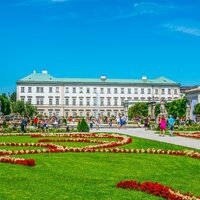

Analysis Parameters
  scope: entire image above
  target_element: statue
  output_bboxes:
[160,100,167,116]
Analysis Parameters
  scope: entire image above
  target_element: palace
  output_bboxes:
[16,71,180,117]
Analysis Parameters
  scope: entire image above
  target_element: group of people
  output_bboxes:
[158,115,175,137]
[143,115,175,136]
[89,115,127,130]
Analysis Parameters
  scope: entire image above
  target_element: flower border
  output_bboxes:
[116,180,200,200]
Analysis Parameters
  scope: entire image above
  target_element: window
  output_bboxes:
[168,89,171,95]
[56,98,60,105]
[65,98,69,105]
[86,98,90,106]
[128,88,131,94]
[73,88,76,93]
[93,97,97,106]
[49,87,53,93]
[21,87,25,93]
[114,88,118,94]
[79,87,83,93]
[80,111,83,117]
[162,89,165,95]
[121,98,125,106]
[49,111,53,117]
[155,89,159,95]
[134,88,138,94]
[148,88,151,94]
[134,97,139,100]
[107,98,111,106]
[100,98,104,106]
[27,97,32,104]
[20,96,25,102]
[174,89,178,95]
[79,98,83,106]
[93,88,97,94]
[72,98,76,105]
[121,88,124,94]
[86,88,90,94]
[36,97,44,105]
[107,88,111,94]
[65,87,69,93]
[127,97,132,101]
[36,87,44,93]
[141,97,146,100]
[28,87,32,93]
[49,98,53,105]
[56,87,59,93]
[114,98,118,106]
[141,88,144,94]
[100,88,104,94]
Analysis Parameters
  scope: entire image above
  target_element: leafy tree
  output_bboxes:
[154,104,160,117]
[0,95,11,115]
[77,118,89,132]
[194,103,200,116]
[165,97,187,118]
[10,92,17,102]
[12,101,37,117]
[128,102,148,119]
[25,102,37,117]
[11,100,26,115]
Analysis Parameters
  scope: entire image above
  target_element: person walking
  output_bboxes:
[168,115,175,136]
[20,117,26,133]
[159,115,166,137]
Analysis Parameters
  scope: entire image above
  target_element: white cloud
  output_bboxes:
[16,0,69,6]
[164,23,200,37]
[108,2,177,21]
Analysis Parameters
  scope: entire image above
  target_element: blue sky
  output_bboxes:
[0,0,200,93]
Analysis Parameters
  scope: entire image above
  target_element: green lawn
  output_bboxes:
[0,133,200,200]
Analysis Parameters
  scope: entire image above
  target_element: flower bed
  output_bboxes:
[175,132,200,139]
[0,156,35,167]
[0,133,200,168]
[116,180,200,200]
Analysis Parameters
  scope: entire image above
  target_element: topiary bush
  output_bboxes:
[77,118,89,132]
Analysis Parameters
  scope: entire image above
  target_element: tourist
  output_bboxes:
[95,119,99,130]
[109,119,112,128]
[159,115,166,137]
[89,117,94,129]
[20,116,26,133]
[33,115,38,128]
[168,115,175,136]
[144,117,149,131]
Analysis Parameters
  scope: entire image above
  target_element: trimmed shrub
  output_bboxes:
[77,118,89,132]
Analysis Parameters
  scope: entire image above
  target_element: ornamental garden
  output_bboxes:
[0,130,200,200]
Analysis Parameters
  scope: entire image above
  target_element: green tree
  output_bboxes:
[165,97,187,118]
[25,102,37,117]
[12,101,37,117]
[128,102,148,119]
[11,100,26,115]
[10,92,17,102]
[194,103,200,116]
[0,95,11,115]
[154,104,160,117]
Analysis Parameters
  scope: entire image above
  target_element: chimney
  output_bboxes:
[142,75,147,80]
[42,70,48,74]
[100,75,107,81]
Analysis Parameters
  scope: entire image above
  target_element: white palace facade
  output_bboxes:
[16,71,180,117]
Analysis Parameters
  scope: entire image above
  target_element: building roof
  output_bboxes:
[17,71,180,86]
